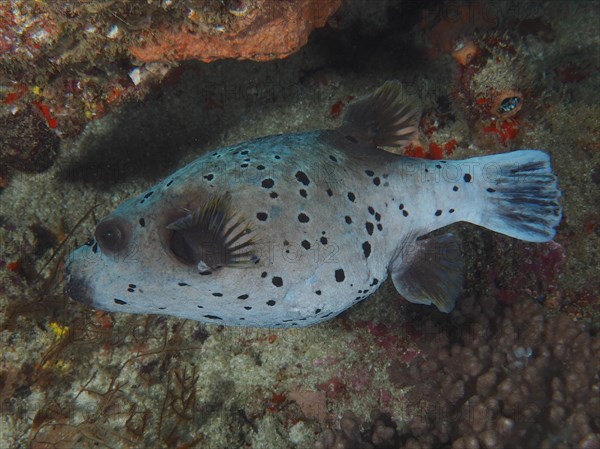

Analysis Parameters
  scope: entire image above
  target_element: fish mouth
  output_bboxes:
[64,259,95,306]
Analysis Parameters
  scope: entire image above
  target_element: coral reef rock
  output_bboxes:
[0,106,59,177]
[386,296,600,449]
[129,0,342,63]
[314,411,399,449]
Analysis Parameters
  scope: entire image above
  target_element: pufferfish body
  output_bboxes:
[65,82,562,327]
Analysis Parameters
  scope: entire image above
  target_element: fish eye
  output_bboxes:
[95,217,131,254]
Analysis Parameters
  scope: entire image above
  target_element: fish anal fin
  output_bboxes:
[390,232,464,313]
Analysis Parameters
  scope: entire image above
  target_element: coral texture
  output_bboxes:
[129,0,342,63]
[386,296,600,449]
[317,296,600,449]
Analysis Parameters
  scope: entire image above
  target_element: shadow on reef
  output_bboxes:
[57,0,437,189]
[57,65,222,187]
[57,58,302,188]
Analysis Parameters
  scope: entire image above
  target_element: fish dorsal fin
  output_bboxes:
[166,193,259,270]
[389,232,464,313]
[341,80,421,153]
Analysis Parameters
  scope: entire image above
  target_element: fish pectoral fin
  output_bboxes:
[389,232,464,313]
[166,193,260,269]
[340,80,421,154]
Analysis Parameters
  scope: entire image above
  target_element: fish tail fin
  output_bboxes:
[470,150,562,242]
[341,80,421,151]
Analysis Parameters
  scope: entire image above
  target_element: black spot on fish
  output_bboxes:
[139,218,145,227]
[436,164,442,169]
[267,300,276,306]
[261,271,268,278]
[262,178,274,188]
[402,210,409,217]
[178,282,189,286]
[301,240,311,250]
[373,177,381,186]
[365,170,374,177]
[256,165,265,170]
[320,236,328,245]
[370,278,379,286]
[244,306,252,310]
[315,290,322,295]
[335,269,345,282]
[366,222,374,235]
[241,163,248,168]
[274,155,280,159]
[272,276,283,287]
[256,212,268,221]
[487,188,496,192]
[127,288,134,293]
[199,270,212,275]
[204,174,214,181]
[144,191,154,199]
[298,213,310,223]
[464,173,472,183]
[399,203,404,210]
[295,171,310,185]
[166,180,174,187]
[299,189,307,198]
[238,294,249,300]
[270,191,278,198]
[449,209,455,213]
[241,150,249,155]
[204,315,223,320]
[375,212,381,221]
[212,292,223,297]
[347,192,356,202]
[128,283,136,288]
[315,308,322,314]
[326,188,333,197]
[435,210,442,216]
[345,216,352,224]
[453,186,459,191]
[197,305,203,308]
[362,241,371,258]
[329,155,337,162]
[368,206,375,215]
[114,298,127,305]
[377,224,383,231]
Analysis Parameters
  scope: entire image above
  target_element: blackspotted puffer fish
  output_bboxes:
[65,81,562,328]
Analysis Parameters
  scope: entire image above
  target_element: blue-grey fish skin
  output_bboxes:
[65,82,562,327]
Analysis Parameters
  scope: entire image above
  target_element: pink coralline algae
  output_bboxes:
[483,240,565,307]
